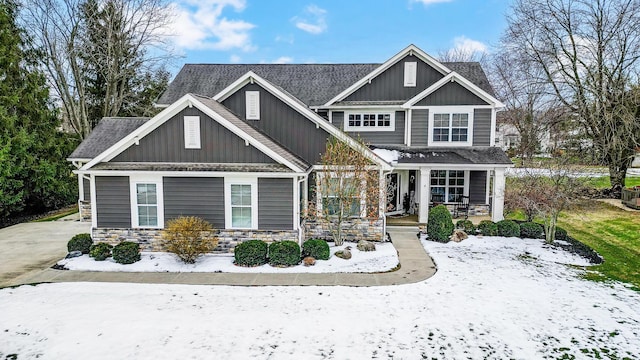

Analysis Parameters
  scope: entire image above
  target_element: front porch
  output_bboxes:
[386,213,492,226]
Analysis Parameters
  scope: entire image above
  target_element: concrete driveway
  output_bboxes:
[0,214,90,287]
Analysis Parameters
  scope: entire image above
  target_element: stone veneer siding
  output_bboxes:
[79,200,92,222]
[92,228,299,253]
[303,218,385,242]
[440,203,490,217]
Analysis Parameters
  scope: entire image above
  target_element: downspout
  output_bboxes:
[297,172,309,245]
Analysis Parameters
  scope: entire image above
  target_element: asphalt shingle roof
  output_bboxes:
[156,62,494,106]
[69,117,150,159]
[372,145,513,165]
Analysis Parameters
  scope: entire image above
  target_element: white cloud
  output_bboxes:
[411,0,453,5]
[275,34,295,44]
[292,4,327,34]
[259,56,294,64]
[229,54,242,63]
[453,36,488,54]
[167,0,256,51]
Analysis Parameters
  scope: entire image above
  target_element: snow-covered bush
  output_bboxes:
[497,220,520,238]
[477,220,498,236]
[268,241,301,267]
[455,219,475,234]
[67,233,93,254]
[113,241,140,264]
[302,239,330,260]
[89,242,113,261]
[162,216,217,264]
[234,240,268,267]
[519,222,544,239]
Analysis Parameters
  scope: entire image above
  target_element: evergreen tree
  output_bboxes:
[0,0,78,219]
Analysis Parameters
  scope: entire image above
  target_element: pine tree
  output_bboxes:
[0,0,77,219]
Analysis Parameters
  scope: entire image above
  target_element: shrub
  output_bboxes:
[477,220,498,236]
[268,241,301,267]
[234,240,268,266]
[89,242,113,261]
[555,226,568,241]
[426,205,454,242]
[519,222,544,239]
[302,239,330,260]
[162,216,217,264]
[497,220,520,238]
[455,219,475,234]
[67,233,93,254]
[113,241,141,264]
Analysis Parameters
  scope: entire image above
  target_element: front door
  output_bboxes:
[386,173,401,214]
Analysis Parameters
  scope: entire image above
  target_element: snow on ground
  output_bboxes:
[2,236,640,359]
[56,243,399,273]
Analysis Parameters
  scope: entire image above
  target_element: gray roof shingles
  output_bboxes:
[372,145,513,165]
[156,62,494,106]
[69,117,150,159]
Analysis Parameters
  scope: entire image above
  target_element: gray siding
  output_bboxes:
[473,109,492,146]
[469,171,487,204]
[163,177,225,228]
[345,55,444,101]
[95,176,131,228]
[82,178,90,201]
[258,178,294,230]
[222,83,330,164]
[410,109,429,146]
[112,107,275,164]
[416,82,489,106]
[334,111,405,145]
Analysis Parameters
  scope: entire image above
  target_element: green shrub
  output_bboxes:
[268,241,301,267]
[89,242,113,261]
[497,220,520,238]
[67,233,93,254]
[302,239,330,260]
[113,241,141,264]
[554,226,568,241]
[427,205,454,242]
[234,240,268,266]
[520,222,544,239]
[162,216,217,264]
[477,220,498,236]
[455,219,475,234]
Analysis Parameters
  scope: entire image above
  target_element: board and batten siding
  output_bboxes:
[163,177,225,228]
[258,178,294,230]
[333,111,405,145]
[344,55,444,102]
[472,109,492,146]
[415,81,489,106]
[410,109,429,146]
[95,176,131,228]
[222,83,330,164]
[469,171,487,204]
[112,107,275,164]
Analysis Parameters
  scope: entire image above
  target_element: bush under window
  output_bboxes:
[497,220,520,238]
[519,222,544,239]
[67,233,93,254]
[268,241,301,267]
[427,205,454,242]
[302,239,330,260]
[455,219,475,234]
[234,240,268,267]
[477,220,498,236]
[113,241,141,264]
[89,242,113,261]
[162,216,218,264]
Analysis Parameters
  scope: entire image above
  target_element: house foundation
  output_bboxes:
[303,218,385,242]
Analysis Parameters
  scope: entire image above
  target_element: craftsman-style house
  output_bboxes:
[68,44,511,250]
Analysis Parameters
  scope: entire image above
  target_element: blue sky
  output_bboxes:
[166,0,509,71]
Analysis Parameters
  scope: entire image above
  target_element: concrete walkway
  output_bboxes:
[4,226,436,287]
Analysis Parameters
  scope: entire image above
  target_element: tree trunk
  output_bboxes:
[609,164,627,191]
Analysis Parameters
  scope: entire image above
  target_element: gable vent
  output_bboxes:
[246,91,260,120]
[404,62,417,87]
[184,116,201,149]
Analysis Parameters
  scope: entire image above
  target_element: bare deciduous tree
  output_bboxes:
[21,0,173,139]
[504,0,640,189]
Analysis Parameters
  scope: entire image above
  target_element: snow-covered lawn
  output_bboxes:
[56,242,398,273]
[2,236,640,359]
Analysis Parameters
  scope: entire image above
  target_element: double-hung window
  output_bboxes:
[130,177,163,228]
[429,107,473,146]
[430,170,466,203]
[318,174,365,218]
[344,111,394,132]
[225,179,257,229]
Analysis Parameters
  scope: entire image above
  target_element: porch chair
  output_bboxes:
[453,195,470,219]
[430,193,444,208]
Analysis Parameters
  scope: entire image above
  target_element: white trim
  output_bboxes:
[428,169,467,203]
[80,94,305,173]
[78,174,84,202]
[490,108,497,146]
[427,106,474,147]
[485,170,491,204]
[245,91,260,120]
[343,110,395,132]
[404,61,417,87]
[315,172,367,218]
[225,177,258,229]
[75,169,300,178]
[406,108,412,146]
[393,163,513,171]
[212,71,392,171]
[324,44,451,106]
[129,174,164,229]
[183,116,201,149]
[90,174,97,229]
[402,72,505,108]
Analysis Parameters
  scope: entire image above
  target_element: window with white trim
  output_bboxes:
[225,179,258,229]
[404,61,417,87]
[317,173,366,218]
[430,170,465,203]
[344,111,394,132]
[184,116,201,149]
[428,108,473,146]
[130,177,163,228]
[246,91,260,120]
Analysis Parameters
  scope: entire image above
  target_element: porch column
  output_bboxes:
[491,168,505,221]
[419,168,430,223]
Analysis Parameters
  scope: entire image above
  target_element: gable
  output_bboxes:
[344,54,445,102]
[415,81,489,106]
[222,82,332,164]
[111,107,276,164]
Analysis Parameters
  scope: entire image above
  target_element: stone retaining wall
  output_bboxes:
[303,218,385,242]
[92,228,299,253]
